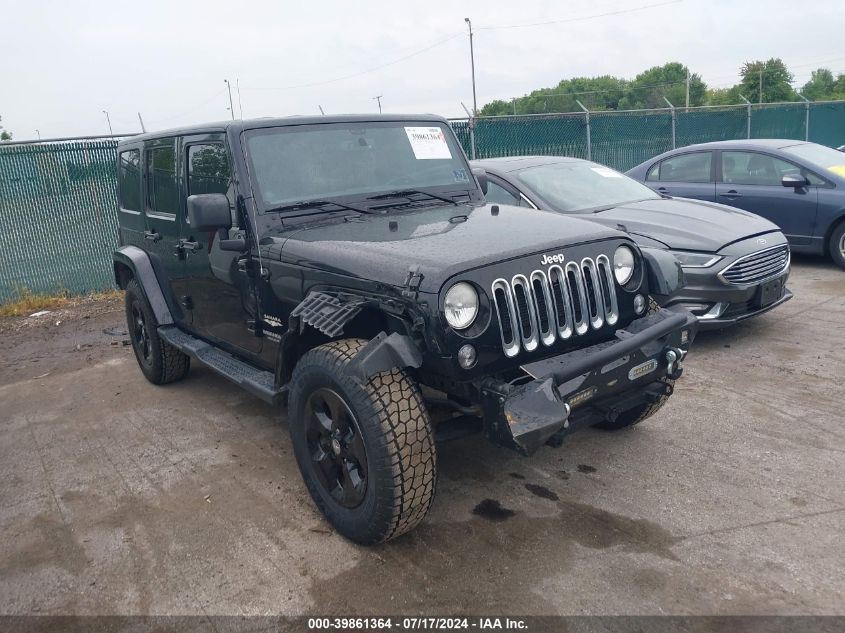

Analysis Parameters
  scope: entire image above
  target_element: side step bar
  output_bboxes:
[158,326,285,405]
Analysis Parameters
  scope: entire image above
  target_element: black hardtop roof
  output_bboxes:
[118,113,448,147]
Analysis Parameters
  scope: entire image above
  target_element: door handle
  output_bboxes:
[720,190,742,199]
[657,187,669,193]
[144,230,161,242]
[175,239,201,255]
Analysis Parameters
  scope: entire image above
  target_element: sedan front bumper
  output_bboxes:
[664,268,791,331]
[477,308,697,455]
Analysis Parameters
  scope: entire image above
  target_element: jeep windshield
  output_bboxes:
[244,121,475,212]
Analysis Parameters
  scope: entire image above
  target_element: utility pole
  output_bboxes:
[102,110,113,135]
[464,17,478,116]
[236,79,244,119]
[137,112,147,133]
[759,69,763,104]
[224,79,235,120]
[685,68,690,111]
[372,95,383,113]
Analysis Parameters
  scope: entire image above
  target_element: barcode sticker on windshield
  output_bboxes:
[590,166,623,178]
[405,127,452,160]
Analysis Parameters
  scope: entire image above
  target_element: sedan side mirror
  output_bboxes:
[187,193,232,231]
[472,167,489,195]
[781,174,809,188]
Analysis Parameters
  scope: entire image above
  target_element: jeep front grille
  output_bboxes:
[492,256,619,357]
[720,244,790,286]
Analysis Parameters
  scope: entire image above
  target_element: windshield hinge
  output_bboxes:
[402,266,424,299]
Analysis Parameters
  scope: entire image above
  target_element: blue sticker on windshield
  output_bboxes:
[453,168,470,183]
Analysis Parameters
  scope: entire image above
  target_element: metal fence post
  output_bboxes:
[663,97,676,149]
[461,102,477,160]
[576,100,591,160]
[798,93,810,141]
[739,95,752,138]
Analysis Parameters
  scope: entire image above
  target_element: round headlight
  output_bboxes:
[613,245,636,286]
[444,282,479,330]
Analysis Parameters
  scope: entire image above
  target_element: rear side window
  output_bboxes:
[649,152,712,183]
[118,149,141,211]
[188,144,231,195]
[146,144,178,215]
[721,151,822,186]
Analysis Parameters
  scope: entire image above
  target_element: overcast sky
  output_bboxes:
[2,0,844,140]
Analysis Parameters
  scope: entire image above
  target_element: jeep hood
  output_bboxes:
[587,197,780,252]
[264,203,621,292]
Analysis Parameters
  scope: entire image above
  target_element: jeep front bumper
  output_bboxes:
[477,308,698,455]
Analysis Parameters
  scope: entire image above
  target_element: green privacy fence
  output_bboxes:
[0,140,120,302]
[1,100,844,303]
[453,100,845,172]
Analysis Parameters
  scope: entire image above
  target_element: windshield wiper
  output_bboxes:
[366,189,457,206]
[266,199,367,214]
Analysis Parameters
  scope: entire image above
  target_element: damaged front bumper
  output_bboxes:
[478,308,698,455]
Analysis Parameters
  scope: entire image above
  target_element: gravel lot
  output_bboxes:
[1,256,843,616]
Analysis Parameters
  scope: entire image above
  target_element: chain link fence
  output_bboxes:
[0,140,121,302]
[1,100,844,303]
[453,100,845,172]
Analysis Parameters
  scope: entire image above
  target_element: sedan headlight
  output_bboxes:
[613,245,636,285]
[444,282,479,330]
[670,251,723,268]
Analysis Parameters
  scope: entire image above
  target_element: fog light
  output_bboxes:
[458,344,477,369]
[681,329,689,344]
[634,294,646,315]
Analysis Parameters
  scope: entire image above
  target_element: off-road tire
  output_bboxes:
[125,279,190,385]
[594,297,675,431]
[829,222,845,270]
[288,338,436,544]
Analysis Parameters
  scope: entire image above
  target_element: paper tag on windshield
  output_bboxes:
[405,127,452,160]
[590,166,622,178]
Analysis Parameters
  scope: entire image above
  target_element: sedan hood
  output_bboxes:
[264,203,621,292]
[589,197,780,252]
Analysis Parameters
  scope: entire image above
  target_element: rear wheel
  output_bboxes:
[288,339,436,544]
[594,297,675,431]
[829,222,845,270]
[125,279,190,385]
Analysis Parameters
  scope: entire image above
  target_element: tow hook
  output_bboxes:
[665,347,685,380]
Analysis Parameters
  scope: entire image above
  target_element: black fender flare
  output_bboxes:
[640,247,685,298]
[113,245,174,325]
[346,331,424,383]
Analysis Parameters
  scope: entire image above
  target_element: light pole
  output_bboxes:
[102,110,113,136]
[372,95,383,113]
[35,129,41,140]
[224,79,235,120]
[464,17,477,116]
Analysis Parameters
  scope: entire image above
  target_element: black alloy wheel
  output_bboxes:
[304,388,368,508]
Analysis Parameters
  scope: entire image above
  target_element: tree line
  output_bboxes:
[479,59,845,116]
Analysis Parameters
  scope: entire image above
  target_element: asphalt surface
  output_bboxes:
[1,256,843,616]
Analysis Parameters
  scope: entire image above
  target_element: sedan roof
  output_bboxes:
[472,155,589,174]
[661,138,810,152]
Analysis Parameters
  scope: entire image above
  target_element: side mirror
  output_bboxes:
[781,174,808,188]
[472,167,488,195]
[187,193,232,231]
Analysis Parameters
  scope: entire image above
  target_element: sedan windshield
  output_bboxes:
[781,142,845,176]
[244,121,474,210]
[516,162,661,213]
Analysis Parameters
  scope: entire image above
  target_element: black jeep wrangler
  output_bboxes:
[113,114,696,544]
